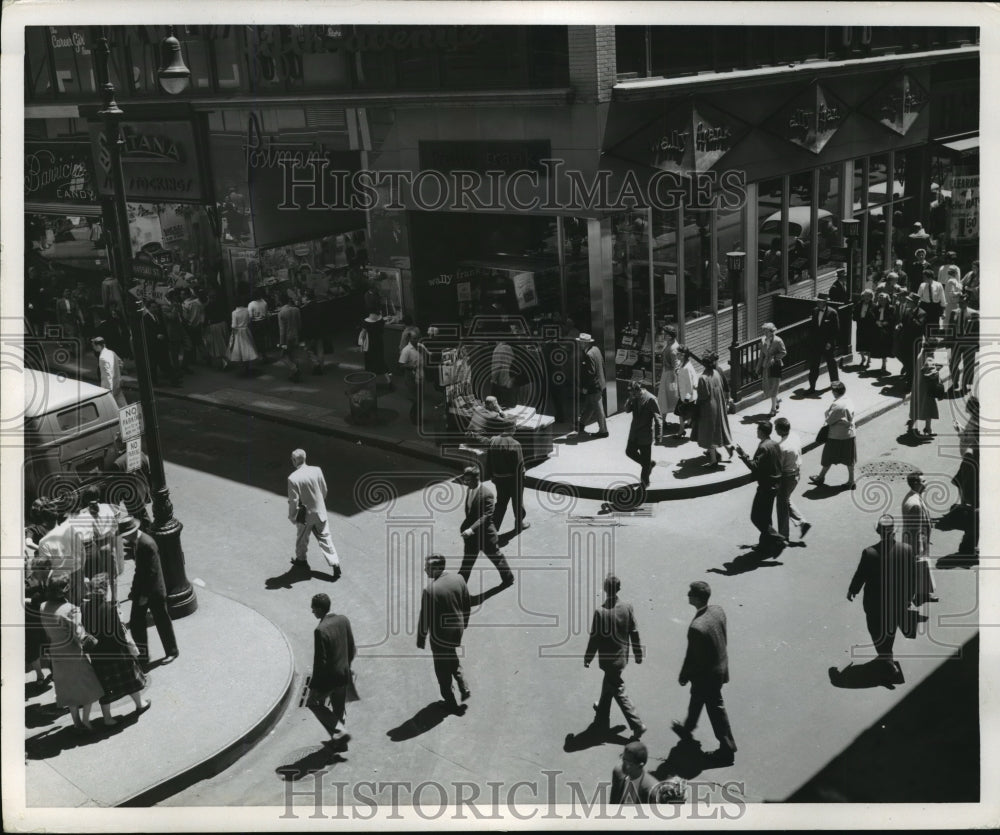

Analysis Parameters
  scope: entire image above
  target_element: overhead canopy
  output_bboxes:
[939,135,979,153]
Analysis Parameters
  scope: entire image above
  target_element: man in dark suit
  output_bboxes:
[907,248,932,292]
[417,554,471,714]
[673,580,736,765]
[827,268,850,303]
[948,292,979,395]
[488,428,529,535]
[121,516,178,668]
[307,593,355,743]
[736,420,786,552]
[847,515,917,685]
[277,294,305,382]
[624,380,663,488]
[584,574,647,740]
[806,294,840,394]
[457,466,514,588]
[577,333,608,437]
[609,741,659,805]
[896,292,927,390]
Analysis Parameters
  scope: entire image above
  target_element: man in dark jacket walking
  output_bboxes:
[736,420,786,552]
[308,593,355,742]
[121,516,178,669]
[847,515,917,685]
[584,574,646,740]
[805,294,840,394]
[488,428,529,535]
[417,554,471,714]
[673,580,736,764]
[624,379,663,487]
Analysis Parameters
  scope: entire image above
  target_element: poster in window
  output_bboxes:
[950,174,979,241]
[512,272,538,310]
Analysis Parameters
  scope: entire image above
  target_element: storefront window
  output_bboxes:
[715,203,743,310]
[756,178,784,294]
[213,33,244,90]
[49,27,97,95]
[26,28,53,97]
[684,207,713,320]
[817,164,841,279]
[650,207,680,327]
[562,217,592,333]
[788,171,814,286]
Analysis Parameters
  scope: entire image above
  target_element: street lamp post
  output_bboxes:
[841,218,861,301]
[93,27,197,618]
[726,251,746,397]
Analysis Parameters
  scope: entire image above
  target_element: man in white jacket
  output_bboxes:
[287,448,341,579]
[91,336,126,407]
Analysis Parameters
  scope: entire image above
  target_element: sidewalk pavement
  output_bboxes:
[54,342,930,500]
[24,575,295,807]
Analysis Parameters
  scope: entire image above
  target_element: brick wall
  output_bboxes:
[568,26,616,103]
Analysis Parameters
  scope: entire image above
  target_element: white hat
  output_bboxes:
[577,332,594,343]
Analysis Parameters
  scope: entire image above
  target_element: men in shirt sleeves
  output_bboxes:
[774,418,811,541]
[584,574,647,740]
[287,448,341,579]
[673,580,737,765]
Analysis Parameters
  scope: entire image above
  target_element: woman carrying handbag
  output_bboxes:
[756,323,787,417]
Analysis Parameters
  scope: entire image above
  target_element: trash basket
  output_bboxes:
[345,371,378,423]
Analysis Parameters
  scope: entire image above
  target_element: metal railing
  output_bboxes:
[730,299,853,401]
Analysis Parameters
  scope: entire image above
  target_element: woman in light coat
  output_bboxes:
[756,322,787,417]
[657,326,681,433]
[907,337,942,438]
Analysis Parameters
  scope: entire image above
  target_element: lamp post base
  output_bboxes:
[150,490,198,619]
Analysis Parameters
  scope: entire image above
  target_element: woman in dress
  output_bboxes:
[809,381,857,489]
[398,330,422,424]
[907,336,942,439]
[853,289,878,369]
[695,351,735,466]
[657,326,681,434]
[871,292,896,373]
[755,322,787,417]
[359,312,391,386]
[81,573,150,724]
[39,572,105,730]
[227,299,259,375]
[675,346,699,439]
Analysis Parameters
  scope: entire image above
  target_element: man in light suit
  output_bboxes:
[673,580,737,765]
[417,554,471,714]
[287,448,341,579]
[457,466,514,588]
[609,741,659,805]
[948,292,979,396]
[91,336,126,407]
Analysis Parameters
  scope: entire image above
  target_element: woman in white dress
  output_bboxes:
[675,346,699,439]
[657,326,681,434]
[756,322,787,416]
[227,300,259,375]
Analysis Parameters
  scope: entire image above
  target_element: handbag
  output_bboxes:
[295,502,307,524]
[900,608,918,640]
[816,424,829,444]
[768,359,784,376]
[346,669,360,702]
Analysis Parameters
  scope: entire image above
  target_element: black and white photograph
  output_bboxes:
[1,1,996,829]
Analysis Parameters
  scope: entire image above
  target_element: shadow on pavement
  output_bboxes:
[792,635,978,802]
[26,712,135,760]
[739,411,774,425]
[827,661,899,690]
[470,583,515,607]
[387,701,455,741]
[563,723,631,752]
[265,565,338,590]
[650,738,707,780]
[671,457,728,480]
[936,552,978,570]
[708,547,784,576]
[275,744,346,781]
[25,700,63,729]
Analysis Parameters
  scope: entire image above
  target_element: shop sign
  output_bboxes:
[89,120,204,202]
[511,272,538,310]
[950,174,979,241]
[863,73,928,136]
[613,101,746,175]
[419,141,551,175]
[768,83,848,154]
[25,141,99,206]
[240,113,365,249]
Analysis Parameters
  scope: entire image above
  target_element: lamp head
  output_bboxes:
[158,29,191,95]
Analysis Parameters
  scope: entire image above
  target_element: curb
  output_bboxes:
[114,592,298,807]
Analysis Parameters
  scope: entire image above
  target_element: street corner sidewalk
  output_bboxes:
[527,355,915,502]
[24,587,295,808]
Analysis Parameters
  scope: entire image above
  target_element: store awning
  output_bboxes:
[939,135,979,154]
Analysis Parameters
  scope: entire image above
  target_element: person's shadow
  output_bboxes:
[740,411,773,425]
[275,743,347,781]
[895,430,931,447]
[828,661,900,690]
[563,722,631,752]
[26,714,131,760]
[802,481,845,499]
[708,545,784,576]
[470,581,515,606]
[387,701,462,741]
[265,565,338,590]
[650,738,708,781]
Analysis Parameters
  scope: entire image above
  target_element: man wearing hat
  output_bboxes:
[907,222,931,259]
[805,293,840,395]
[673,580,736,765]
[907,247,931,293]
[584,574,646,740]
[576,332,608,438]
[896,292,927,389]
[948,292,979,396]
[847,515,916,686]
[610,740,659,805]
[827,268,849,303]
[91,335,126,407]
[916,268,946,329]
[457,466,514,589]
[120,514,179,668]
